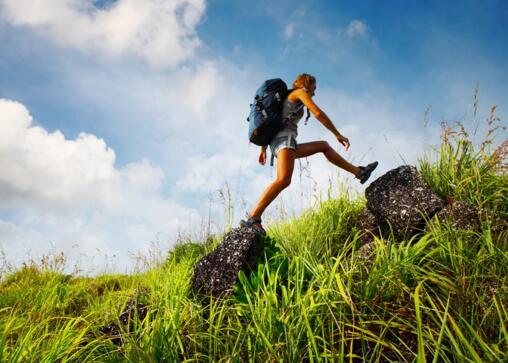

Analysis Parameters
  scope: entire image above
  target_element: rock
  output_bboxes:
[352,209,382,272]
[429,201,481,231]
[489,215,508,242]
[355,241,377,273]
[98,287,150,345]
[365,165,446,239]
[191,227,264,298]
[353,208,380,244]
[429,201,507,240]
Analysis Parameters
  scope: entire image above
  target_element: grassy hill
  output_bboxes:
[0,117,506,362]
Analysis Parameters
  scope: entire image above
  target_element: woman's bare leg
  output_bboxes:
[295,141,361,175]
[249,148,296,219]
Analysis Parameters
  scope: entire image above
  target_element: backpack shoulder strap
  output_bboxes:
[291,88,312,125]
[304,107,311,125]
[288,89,311,125]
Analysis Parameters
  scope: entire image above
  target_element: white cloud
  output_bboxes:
[0,98,200,272]
[344,19,368,38]
[284,23,295,39]
[0,99,116,210]
[0,0,206,67]
[178,61,221,117]
[175,151,258,192]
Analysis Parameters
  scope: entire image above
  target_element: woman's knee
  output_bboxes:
[275,176,292,189]
[318,141,331,153]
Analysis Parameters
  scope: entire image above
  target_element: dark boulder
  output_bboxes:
[353,208,380,245]
[488,215,508,242]
[429,201,507,241]
[191,227,264,298]
[365,165,446,239]
[355,241,377,273]
[429,201,481,231]
[352,209,382,272]
[98,287,150,345]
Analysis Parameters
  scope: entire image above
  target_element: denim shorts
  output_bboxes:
[269,133,298,157]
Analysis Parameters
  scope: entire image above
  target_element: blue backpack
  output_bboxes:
[247,78,289,146]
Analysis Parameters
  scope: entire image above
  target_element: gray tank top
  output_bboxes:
[274,97,304,138]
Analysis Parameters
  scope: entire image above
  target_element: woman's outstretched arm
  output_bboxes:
[295,89,351,150]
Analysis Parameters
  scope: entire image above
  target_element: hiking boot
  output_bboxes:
[240,216,266,234]
[355,161,378,184]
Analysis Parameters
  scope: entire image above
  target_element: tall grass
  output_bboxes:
[0,98,506,361]
[418,94,507,220]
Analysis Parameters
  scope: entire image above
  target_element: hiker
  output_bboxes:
[241,73,378,232]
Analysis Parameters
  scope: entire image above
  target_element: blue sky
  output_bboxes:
[0,0,506,273]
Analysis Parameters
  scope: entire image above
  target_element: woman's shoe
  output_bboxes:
[240,216,265,234]
[355,161,378,184]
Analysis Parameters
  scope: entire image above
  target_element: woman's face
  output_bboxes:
[308,82,317,96]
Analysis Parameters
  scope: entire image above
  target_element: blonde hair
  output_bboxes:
[292,73,316,90]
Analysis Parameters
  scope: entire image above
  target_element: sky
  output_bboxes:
[0,0,507,274]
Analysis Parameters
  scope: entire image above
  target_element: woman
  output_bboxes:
[241,74,378,232]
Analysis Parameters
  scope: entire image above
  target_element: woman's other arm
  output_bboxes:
[259,146,267,165]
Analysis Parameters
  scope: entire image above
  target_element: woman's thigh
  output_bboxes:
[295,141,328,159]
[276,148,296,180]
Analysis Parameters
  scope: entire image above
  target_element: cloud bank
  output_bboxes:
[0,98,200,272]
[0,0,206,67]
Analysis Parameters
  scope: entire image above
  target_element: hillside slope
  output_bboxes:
[0,118,506,362]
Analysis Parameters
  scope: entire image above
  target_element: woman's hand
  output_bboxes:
[259,147,267,165]
[336,134,350,151]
